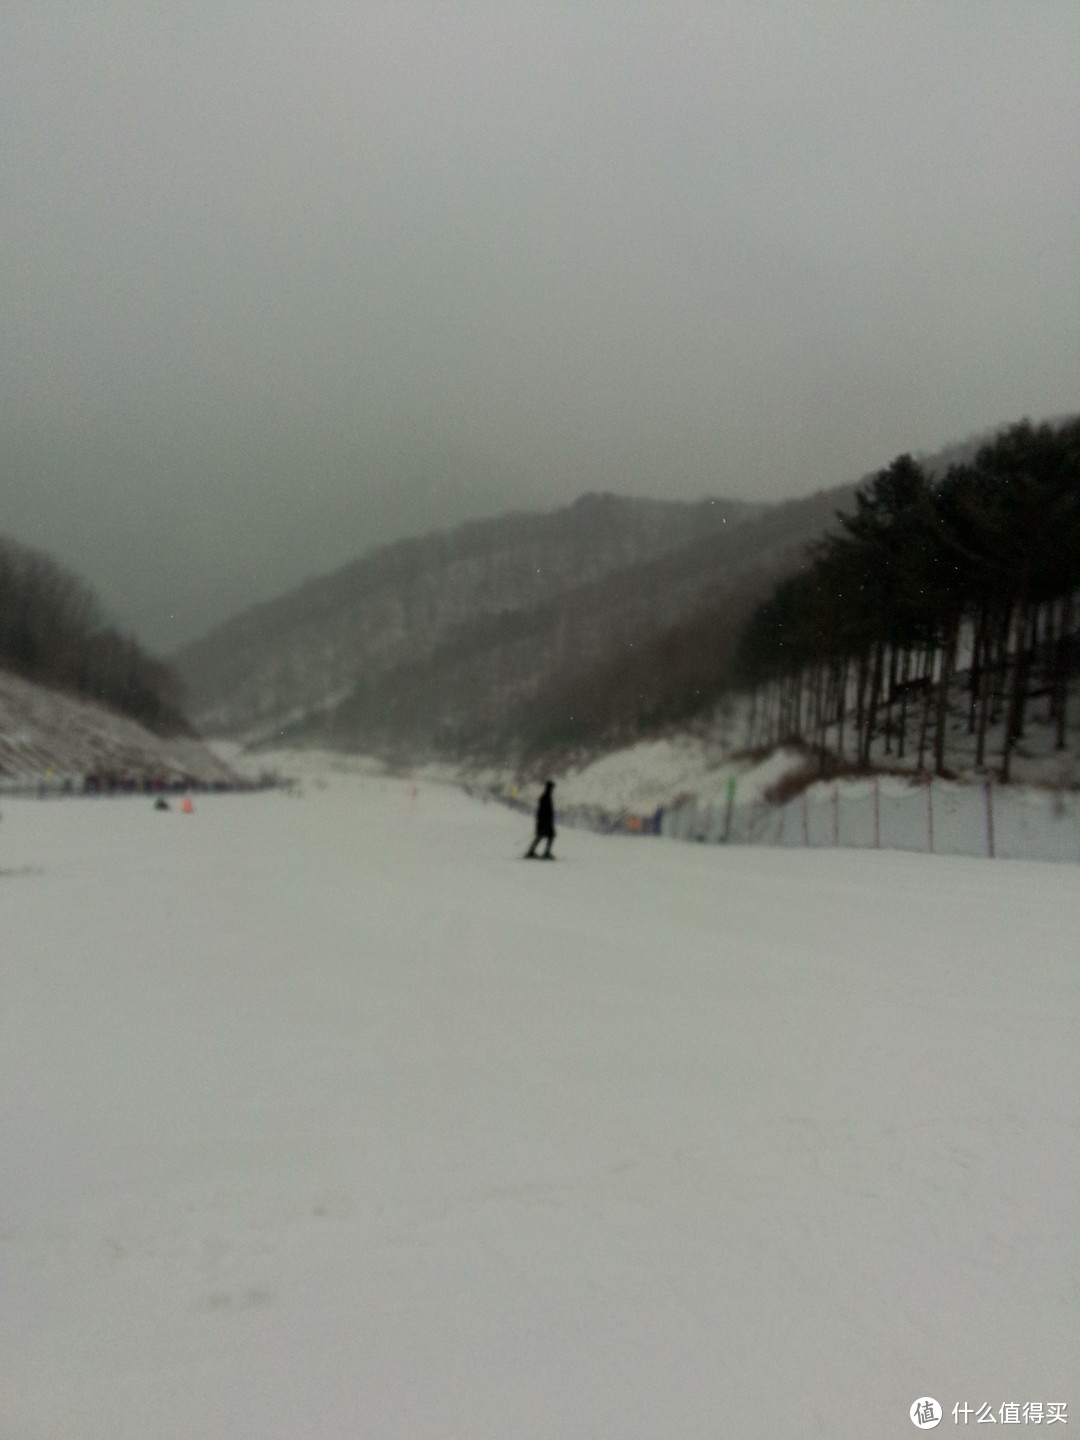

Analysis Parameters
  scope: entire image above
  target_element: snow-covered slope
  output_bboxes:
[2,774,1074,1438]
[0,668,238,788]
[554,735,804,812]
[551,727,1079,815]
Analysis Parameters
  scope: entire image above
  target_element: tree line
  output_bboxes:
[735,418,1080,780]
[0,536,189,734]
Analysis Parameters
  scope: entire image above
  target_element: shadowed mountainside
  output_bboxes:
[175,486,856,759]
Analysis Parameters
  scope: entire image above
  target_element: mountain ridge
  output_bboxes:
[173,417,1072,765]
[174,491,763,738]
[174,485,846,756]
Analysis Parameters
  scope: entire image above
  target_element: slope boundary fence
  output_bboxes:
[488,780,1080,864]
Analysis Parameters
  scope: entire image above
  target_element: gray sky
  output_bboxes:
[2,3,1077,651]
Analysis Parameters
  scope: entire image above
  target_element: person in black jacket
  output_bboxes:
[525,780,556,859]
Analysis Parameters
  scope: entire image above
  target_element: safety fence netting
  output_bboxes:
[663,779,1080,863]
[489,780,1080,863]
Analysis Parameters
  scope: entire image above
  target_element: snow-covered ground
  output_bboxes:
[1,772,1076,1439]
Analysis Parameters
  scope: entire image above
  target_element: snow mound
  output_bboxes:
[554,736,808,812]
[212,743,389,786]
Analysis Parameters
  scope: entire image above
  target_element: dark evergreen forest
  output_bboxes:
[736,419,1080,781]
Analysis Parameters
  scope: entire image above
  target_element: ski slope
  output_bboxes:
[1,776,1076,1438]
[0,668,238,791]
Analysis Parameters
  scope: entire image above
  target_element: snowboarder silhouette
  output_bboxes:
[525,780,556,859]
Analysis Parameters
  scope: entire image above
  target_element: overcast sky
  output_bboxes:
[2,4,1077,651]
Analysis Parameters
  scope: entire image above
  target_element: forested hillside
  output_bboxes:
[738,419,1080,781]
[455,482,858,757]
[175,493,761,738]
[176,417,1079,780]
[0,536,188,735]
[174,487,849,755]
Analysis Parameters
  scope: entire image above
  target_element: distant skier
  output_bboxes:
[525,780,556,859]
